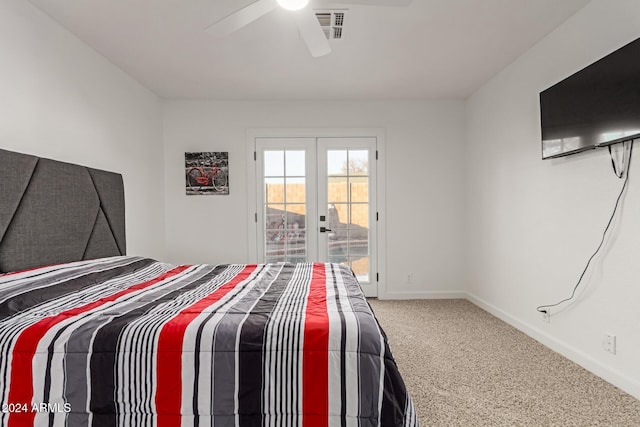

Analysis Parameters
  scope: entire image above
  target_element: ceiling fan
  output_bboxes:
[206,0,412,57]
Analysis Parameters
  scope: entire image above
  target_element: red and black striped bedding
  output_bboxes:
[0,256,418,427]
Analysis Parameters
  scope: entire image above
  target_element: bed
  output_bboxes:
[0,149,418,427]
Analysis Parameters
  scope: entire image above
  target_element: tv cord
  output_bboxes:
[537,140,634,315]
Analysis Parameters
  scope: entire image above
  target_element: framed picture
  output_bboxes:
[185,152,229,195]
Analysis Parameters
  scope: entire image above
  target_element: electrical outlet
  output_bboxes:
[603,334,616,355]
[407,273,413,284]
[541,310,550,323]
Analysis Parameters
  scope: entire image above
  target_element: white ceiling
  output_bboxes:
[27,0,590,100]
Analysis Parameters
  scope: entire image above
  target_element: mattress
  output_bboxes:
[0,257,418,426]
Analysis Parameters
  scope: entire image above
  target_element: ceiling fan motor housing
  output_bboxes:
[277,0,309,11]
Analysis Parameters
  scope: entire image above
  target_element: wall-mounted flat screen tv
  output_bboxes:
[540,37,640,159]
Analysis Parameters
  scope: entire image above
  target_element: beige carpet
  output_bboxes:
[368,299,640,426]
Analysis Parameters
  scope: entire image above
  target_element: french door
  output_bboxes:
[255,137,378,296]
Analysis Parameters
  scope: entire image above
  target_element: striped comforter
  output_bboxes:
[0,257,418,427]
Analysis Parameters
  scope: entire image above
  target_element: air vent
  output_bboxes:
[315,10,346,40]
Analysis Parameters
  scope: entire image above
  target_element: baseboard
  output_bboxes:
[465,292,640,401]
[379,290,466,300]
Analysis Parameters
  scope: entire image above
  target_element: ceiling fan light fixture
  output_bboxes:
[277,0,309,11]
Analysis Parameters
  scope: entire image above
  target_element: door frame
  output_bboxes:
[246,128,387,298]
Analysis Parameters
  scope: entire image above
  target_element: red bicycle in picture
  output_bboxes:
[186,162,228,192]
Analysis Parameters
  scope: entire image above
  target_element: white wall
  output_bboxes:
[466,0,640,399]
[0,0,165,260]
[162,100,466,297]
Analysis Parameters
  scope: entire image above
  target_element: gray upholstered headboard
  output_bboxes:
[0,149,126,273]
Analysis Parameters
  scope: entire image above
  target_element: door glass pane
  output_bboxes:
[285,177,306,203]
[328,176,348,203]
[327,150,347,175]
[265,177,284,203]
[265,204,285,228]
[286,204,307,228]
[349,229,369,259]
[263,149,308,263]
[329,203,349,229]
[349,177,368,203]
[350,257,370,282]
[286,151,306,176]
[264,151,284,176]
[348,150,369,175]
[350,204,369,228]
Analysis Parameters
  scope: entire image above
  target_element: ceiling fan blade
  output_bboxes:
[294,7,332,57]
[206,0,277,38]
[332,0,412,6]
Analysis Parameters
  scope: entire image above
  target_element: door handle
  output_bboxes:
[320,227,332,233]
